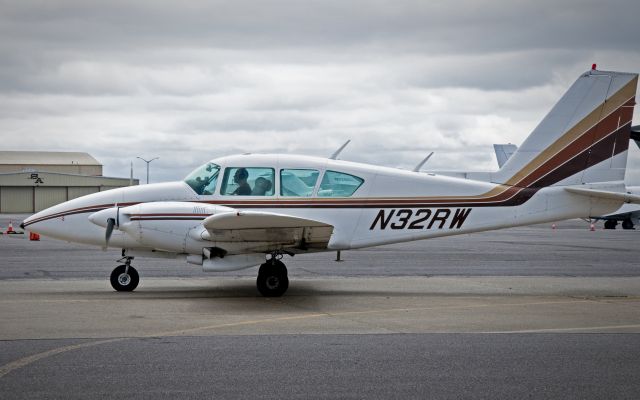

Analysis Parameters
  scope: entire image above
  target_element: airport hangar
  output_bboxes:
[0,151,138,213]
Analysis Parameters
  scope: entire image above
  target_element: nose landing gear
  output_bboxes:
[110,256,139,292]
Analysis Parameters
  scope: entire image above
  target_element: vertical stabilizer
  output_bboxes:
[492,69,637,188]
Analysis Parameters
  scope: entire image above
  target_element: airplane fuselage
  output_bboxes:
[23,153,622,257]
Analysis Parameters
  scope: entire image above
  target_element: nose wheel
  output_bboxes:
[110,256,139,292]
[257,259,289,297]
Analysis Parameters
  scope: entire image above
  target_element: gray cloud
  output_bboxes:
[0,0,639,183]
[3,1,638,52]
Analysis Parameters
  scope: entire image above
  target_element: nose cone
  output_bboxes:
[88,208,117,228]
[21,208,60,237]
[22,212,44,232]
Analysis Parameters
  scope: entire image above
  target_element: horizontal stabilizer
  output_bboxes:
[565,187,640,204]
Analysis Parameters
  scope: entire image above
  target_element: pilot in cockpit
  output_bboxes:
[232,168,252,195]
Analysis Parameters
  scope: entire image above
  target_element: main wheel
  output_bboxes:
[110,265,139,292]
[257,260,289,297]
[622,218,635,230]
[604,220,617,230]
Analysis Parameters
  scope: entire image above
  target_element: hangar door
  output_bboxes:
[0,187,34,213]
[35,187,66,212]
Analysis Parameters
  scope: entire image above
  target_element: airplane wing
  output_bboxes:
[200,211,334,253]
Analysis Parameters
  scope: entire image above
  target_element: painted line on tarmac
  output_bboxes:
[149,298,595,336]
[0,312,328,380]
[0,297,628,379]
[0,338,125,379]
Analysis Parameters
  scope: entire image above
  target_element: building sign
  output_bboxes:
[29,173,44,184]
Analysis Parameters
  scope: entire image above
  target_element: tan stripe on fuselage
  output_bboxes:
[503,76,638,187]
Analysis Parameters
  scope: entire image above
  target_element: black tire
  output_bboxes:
[257,261,289,297]
[110,265,139,292]
[622,218,635,230]
[604,220,617,230]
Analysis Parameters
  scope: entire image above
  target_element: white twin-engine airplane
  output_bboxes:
[22,68,639,297]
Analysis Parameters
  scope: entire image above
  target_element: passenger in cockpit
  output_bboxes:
[232,168,252,195]
[252,177,272,196]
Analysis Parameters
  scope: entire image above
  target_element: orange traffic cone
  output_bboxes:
[29,232,40,241]
[6,221,14,234]
[590,223,596,231]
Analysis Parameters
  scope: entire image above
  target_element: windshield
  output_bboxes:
[184,162,220,195]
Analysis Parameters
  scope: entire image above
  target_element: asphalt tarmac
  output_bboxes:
[1,215,639,399]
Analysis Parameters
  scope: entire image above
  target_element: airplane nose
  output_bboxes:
[21,213,45,234]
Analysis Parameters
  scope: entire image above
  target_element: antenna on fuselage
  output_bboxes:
[412,152,434,172]
[329,140,351,160]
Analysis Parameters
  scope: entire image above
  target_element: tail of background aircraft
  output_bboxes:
[493,144,518,168]
[492,68,637,188]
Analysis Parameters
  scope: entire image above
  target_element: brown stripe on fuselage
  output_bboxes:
[532,123,631,188]
[502,77,638,187]
[514,104,634,188]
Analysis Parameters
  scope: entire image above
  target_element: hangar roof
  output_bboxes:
[0,151,101,166]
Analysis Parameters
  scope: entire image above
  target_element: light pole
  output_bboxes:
[136,156,159,184]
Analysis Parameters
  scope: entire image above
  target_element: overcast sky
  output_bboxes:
[1,0,639,183]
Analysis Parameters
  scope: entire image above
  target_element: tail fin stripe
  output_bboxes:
[530,122,631,188]
[512,99,634,188]
[503,77,638,186]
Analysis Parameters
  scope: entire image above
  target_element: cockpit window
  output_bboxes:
[280,169,319,197]
[317,170,364,197]
[221,167,275,196]
[184,162,220,195]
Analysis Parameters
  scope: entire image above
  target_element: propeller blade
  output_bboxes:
[105,217,115,247]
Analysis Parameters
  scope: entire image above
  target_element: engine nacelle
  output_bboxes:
[89,201,234,253]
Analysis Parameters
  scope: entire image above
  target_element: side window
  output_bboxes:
[280,169,319,197]
[221,167,275,196]
[318,170,364,197]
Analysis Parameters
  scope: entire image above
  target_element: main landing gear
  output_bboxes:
[110,255,139,292]
[603,219,635,230]
[257,254,289,297]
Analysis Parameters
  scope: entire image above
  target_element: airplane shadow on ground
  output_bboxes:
[56,280,508,301]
